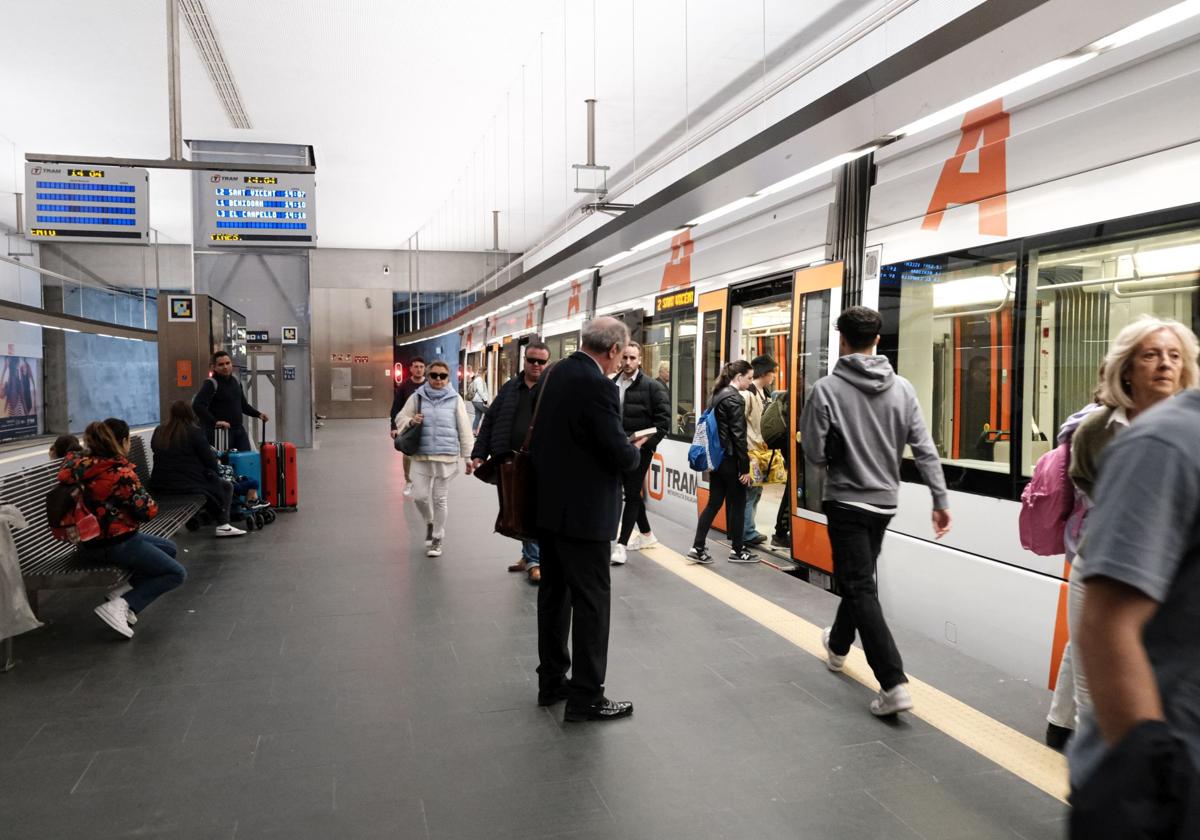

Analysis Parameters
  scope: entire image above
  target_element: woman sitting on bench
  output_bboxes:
[58,418,186,639]
[150,401,246,539]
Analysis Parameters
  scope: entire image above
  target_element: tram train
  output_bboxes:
[413,15,1200,691]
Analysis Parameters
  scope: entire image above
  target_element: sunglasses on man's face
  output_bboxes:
[525,357,548,366]
[428,372,449,380]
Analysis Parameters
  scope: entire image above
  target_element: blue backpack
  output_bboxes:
[687,407,724,471]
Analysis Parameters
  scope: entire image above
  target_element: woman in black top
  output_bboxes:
[690,360,754,565]
[150,401,245,538]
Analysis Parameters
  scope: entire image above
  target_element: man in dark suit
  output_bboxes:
[531,317,647,721]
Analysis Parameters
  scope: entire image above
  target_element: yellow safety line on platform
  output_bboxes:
[638,543,1070,804]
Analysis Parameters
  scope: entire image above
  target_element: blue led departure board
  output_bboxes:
[200,172,316,247]
[24,163,150,244]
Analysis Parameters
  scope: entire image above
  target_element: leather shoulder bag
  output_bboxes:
[393,395,424,455]
[495,364,554,540]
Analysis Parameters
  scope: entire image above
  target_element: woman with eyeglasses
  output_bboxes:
[396,359,475,557]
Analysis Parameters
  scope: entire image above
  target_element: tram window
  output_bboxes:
[701,310,722,410]
[644,316,698,440]
[1022,227,1200,475]
[880,251,1019,474]
[542,331,578,363]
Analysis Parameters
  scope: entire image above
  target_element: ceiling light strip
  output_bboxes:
[178,0,253,130]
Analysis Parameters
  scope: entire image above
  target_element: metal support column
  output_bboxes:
[166,0,183,161]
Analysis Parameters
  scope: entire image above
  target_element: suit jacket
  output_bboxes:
[531,351,640,542]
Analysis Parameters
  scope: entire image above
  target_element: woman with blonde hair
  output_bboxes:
[1048,315,1199,748]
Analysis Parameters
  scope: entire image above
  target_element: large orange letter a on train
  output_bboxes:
[922,99,1009,237]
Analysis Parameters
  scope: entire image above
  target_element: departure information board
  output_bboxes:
[200,171,316,247]
[24,162,150,244]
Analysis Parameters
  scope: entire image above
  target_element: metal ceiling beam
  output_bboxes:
[23,153,315,174]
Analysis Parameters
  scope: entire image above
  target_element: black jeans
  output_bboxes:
[694,459,746,552]
[774,446,791,541]
[824,502,906,690]
[536,531,611,705]
[618,448,654,545]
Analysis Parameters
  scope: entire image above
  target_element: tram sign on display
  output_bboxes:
[24,162,150,244]
[654,286,696,315]
[200,171,316,247]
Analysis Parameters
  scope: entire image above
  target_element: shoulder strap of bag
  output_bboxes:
[518,362,557,454]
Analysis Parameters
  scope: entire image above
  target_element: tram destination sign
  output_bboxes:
[200,171,316,247]
[24,162,150,244]
[654,286,696,315]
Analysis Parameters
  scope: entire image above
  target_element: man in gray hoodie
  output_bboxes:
[800,306,952,717]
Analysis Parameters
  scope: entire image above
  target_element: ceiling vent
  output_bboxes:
[178,0,252,130]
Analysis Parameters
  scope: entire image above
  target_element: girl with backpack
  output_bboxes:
[57,419,185,639]
[689,360,754,565]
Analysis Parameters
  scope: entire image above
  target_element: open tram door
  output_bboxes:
[787,262,843,585]
[693,288,729,530]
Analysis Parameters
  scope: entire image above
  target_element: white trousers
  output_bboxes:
[1047,556,1092,729]
[410,459,458,540]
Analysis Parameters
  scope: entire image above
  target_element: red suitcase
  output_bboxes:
[260,426,298,510]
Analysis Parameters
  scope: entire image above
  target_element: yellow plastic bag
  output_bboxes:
[749,448,787,486]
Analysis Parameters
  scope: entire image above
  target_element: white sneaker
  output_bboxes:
[215,524,246,538]
[821,627,845,672]
[870,683,914,717]
[635,531,657,549]
[427,538,443,557]
[95,598,134,639]
[610,544,627,566]
[403,485,414,498]
[107,583,132,601]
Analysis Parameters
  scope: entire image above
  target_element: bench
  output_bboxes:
[1,436,203,671]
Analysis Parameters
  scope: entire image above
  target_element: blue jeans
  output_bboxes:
[743,485,764,541]
[522,540,540,568]
[82,533,186,615]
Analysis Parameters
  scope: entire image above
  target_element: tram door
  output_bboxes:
[788,263,843,584]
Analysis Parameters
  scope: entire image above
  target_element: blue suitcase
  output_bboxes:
[228,451,262,487]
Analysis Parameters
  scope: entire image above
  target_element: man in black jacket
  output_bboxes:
[388,357,426,496]
[192,351,268,451]
[611,342,670,566]
[531,317,647,722]
[470,341,550,582]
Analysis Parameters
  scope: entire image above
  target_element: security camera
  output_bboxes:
[383,265,390,274]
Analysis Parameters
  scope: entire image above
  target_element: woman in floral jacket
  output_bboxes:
[58,418,185,638]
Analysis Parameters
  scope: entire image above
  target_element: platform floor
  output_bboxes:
[1,420,1068,839]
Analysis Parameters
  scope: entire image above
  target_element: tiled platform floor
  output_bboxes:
[0,420,1067,839]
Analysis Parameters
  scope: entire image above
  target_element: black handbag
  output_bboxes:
[393,395,423,455]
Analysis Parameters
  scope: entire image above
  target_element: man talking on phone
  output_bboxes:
[610,342,671,566]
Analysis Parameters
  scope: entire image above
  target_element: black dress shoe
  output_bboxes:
[563,697,633,722]
[1046,722,1073,752]
[537,684,571,706]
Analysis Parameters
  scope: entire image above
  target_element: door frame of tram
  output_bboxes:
[787,262,843,584]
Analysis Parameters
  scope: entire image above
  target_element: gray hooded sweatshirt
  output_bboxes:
[800,354,949,510]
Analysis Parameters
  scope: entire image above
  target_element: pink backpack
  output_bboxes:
[1019,441,1074,555]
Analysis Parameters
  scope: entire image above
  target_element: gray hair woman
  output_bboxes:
[1057,315,1199,744]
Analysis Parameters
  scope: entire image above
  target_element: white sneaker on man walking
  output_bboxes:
[870,683,914,716]
[403,485,413,498]
[215,524,246,538]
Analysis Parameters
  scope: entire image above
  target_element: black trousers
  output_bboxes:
[774,445,791,541]
[824,502,906,690]
[617,447,654,544]
[693,459,746,552]
[536,531,611,704]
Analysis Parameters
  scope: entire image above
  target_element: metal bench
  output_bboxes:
[1,436,203,670]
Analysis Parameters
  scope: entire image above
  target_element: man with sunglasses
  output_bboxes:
[471,341,551,582]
